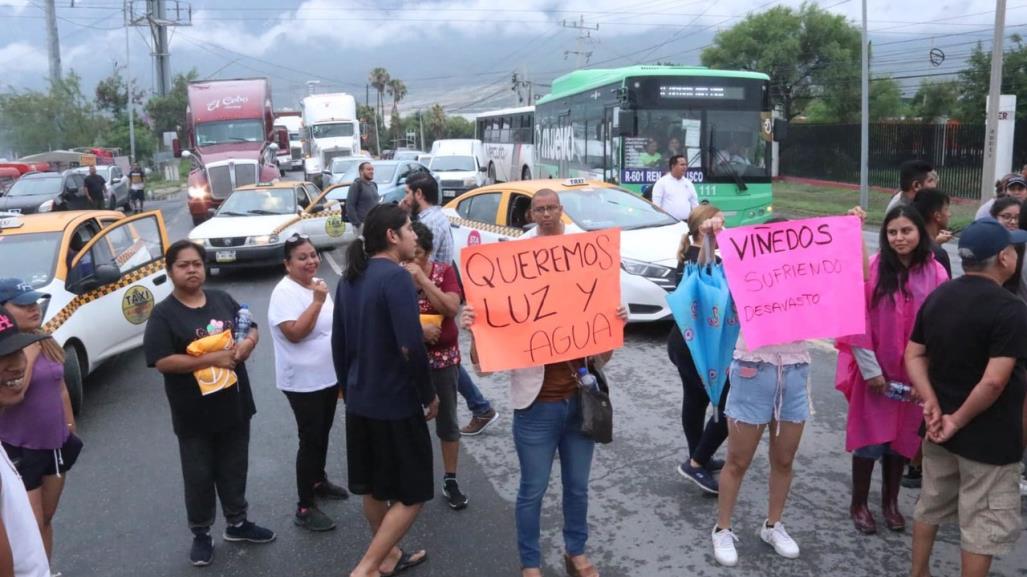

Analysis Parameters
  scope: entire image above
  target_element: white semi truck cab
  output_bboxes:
[301,93,360,184]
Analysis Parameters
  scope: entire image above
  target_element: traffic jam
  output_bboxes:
[1,76,689,419]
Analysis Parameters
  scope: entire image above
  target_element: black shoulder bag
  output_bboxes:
[572,360,613,444]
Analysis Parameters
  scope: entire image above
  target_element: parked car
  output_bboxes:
[0,171,91,214]
[323,156,367,187]
[71,165,130,211]
[325,160,434,205]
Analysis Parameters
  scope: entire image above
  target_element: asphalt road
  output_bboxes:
[54,182,1022,577]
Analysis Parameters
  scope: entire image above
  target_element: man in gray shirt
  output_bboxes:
[346,161,379,230]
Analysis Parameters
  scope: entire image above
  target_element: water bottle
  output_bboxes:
[884,381,912,402]
[577,367,599,392]
[235,305,252,344]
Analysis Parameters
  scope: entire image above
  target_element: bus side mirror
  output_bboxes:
[616,110,635,137]
[773,118,789,142]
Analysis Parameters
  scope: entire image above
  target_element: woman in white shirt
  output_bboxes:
[268,234,348,533]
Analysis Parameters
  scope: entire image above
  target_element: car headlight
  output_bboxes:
[247,234,279,246]
[188,237,209,247]
[462,176,477,187]
[38,199,54,213]
[188,186,209,200]
[621,258,676,289]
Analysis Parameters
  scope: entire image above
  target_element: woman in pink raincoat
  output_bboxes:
[836,205,947,536]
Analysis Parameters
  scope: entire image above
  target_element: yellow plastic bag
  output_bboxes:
[419,314,443,329]
[185,330,238,396]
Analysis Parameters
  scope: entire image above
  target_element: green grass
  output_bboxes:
[772,181,978,231]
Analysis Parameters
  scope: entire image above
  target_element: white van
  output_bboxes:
[429,139,489,200]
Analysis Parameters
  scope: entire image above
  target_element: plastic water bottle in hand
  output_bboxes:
[577,367,599,392]
[235,305,252,344]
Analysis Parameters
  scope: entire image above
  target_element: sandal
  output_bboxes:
[564,554,599,577]
[380,549,427,577]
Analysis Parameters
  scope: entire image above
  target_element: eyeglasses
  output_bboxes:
[997,212,1020,223]
[532,205,561,215]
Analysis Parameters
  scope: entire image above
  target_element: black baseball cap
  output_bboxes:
[1006,174,1027,189]
[0,309,47,357]
[958,218,1027,263]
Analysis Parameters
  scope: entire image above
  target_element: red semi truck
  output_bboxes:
[182,78,287,225]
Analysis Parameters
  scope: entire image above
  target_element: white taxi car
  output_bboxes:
[0,209,172,413]
[444,179,688,322]
[187,181,353,270]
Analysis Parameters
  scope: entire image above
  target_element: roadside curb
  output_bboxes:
[148,186,181,200]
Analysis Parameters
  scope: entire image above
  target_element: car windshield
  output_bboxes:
[5,177,61,197]
[330,158,362,175]
[342,163,397,185]
[430,156,476,172]
[559,187,678,231]
[288,132,300,140]
[195,120,264,146]
[311,123,355,139]
[0,231,61,287]
[217,188,296,216]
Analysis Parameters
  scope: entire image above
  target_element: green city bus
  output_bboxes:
[533,65,783,226]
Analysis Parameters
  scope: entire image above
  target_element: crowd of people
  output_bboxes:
[0,157,1025,577]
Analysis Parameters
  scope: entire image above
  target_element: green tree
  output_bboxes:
[955,35,1027,121]
[94,71,146,117]
[144,69,198,143]
[700,3,861,120]
[0,71,106,155]
[368,67,390,152]
[445,116,474,139]
[909,79,960,122]
[807,76,905,122]
[426,104,446,143]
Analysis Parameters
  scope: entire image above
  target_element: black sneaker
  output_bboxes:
[294,506,336,532]
[705,458,726,472]
[190,533,214,567]
[223,520,276,544]
[677,462,720,495]
[314,480,349,500]
[442,478,469,510]
[901,465,923,489]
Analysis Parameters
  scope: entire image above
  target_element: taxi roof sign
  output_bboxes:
[563,177,588,186]
[0,213,25,230]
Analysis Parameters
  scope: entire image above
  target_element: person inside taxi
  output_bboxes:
[0,279,83,571]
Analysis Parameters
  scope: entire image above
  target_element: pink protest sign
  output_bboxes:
[717,215,866,349]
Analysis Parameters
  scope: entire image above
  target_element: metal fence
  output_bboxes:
[778,122,1010,200]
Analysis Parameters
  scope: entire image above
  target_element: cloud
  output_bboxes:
[0,42,47,74]
[0,0,28,13]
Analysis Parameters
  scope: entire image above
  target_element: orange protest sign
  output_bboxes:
[461,229,624,372]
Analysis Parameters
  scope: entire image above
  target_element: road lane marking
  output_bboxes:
[324,250,343,277]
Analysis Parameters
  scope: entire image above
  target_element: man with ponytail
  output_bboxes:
[332,203,437,577]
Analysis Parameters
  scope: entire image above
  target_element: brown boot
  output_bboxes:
[851,455,877,535]
[881,454,907,531]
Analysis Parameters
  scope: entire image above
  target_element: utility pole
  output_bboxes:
[127,0,191,97]
[124,0,136,161]
[562,15,598,68]
[419,111,425,151]
[43,0,62,84]
[981,0,1007,205]
[859,0,869,210]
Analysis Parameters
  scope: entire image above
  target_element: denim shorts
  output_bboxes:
[725,360,810,425]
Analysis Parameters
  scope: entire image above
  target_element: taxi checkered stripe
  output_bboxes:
[42,259,165,333]
[271,209,344,236]
[447,216,524,238]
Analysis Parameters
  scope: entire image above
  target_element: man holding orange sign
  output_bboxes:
[461,189,627,577]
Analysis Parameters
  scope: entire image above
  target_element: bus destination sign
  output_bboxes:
[659,84,745,100]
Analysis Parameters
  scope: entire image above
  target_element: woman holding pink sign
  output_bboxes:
[835,205,947,536]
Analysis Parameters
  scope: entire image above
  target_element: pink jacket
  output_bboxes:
[835,253,947,459]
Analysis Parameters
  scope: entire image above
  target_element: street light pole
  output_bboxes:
[981,0,1007,206]
[124,0,136,161]
[859,0,869,210]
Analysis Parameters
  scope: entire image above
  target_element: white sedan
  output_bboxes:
[187,181,353,270]
[444,179,688,322]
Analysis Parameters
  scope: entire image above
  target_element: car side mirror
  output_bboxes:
[76,263,121,293]
[310,203,325,214]
[479,165,487,173]
[616,110,635,137]
[207,207,216,217]
[398,177,407,185]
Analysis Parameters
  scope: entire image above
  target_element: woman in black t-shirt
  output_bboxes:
[143,240,275,567]
[668,203,730,495]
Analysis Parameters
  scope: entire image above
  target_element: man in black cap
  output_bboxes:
[0,307,51,576]
[905,218,1027,577]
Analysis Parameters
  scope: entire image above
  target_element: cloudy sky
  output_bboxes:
[0,0,1020,113]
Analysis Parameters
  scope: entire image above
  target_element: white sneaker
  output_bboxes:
[759,521,800,559]
[712,526,739,566]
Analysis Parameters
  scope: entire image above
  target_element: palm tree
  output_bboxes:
[428,103,446,143]
[387,78,407,116]
[368,67,390,154]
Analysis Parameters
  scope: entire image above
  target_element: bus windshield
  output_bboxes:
[196,120,264,146]
[630,110,768,180]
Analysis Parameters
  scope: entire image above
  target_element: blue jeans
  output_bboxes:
[513,395,595,569]
[457,364,493,416]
